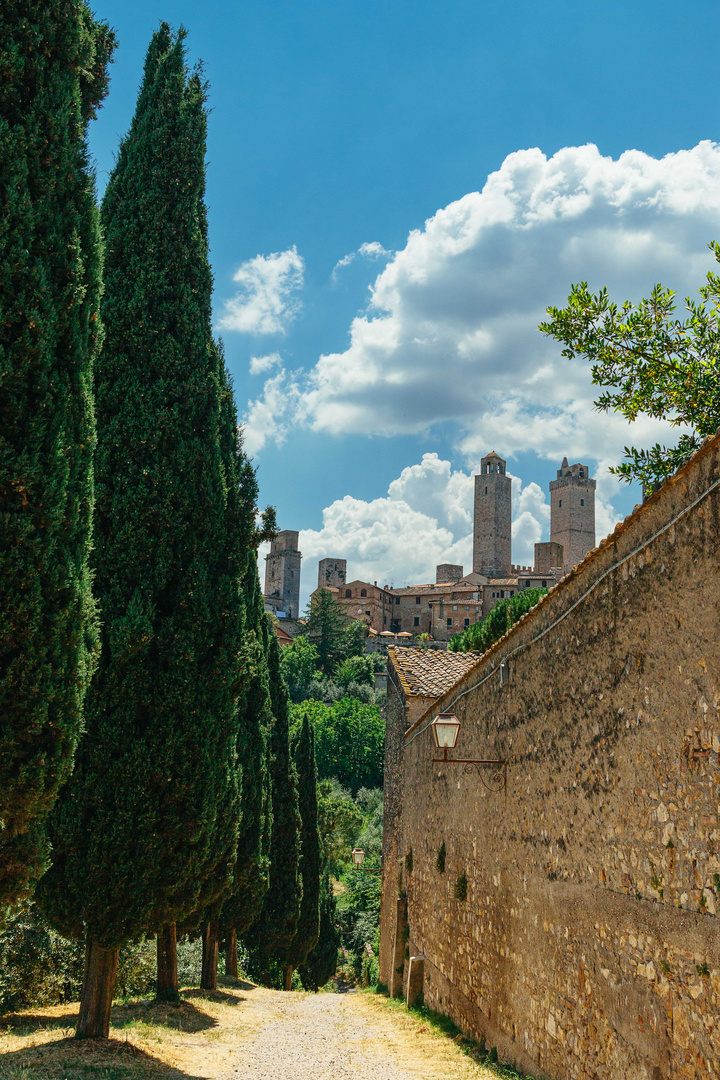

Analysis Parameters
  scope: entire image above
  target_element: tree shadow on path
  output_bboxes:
[0,1034,207,1079]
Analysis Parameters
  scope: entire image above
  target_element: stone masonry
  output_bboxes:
[550,458,596,574]
[380,431,720,1080]
[473,451,512,578]
[264,529,302,619]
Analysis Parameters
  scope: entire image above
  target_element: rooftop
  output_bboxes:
[388,646,479,699]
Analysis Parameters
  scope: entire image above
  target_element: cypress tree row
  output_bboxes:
[244,633,302,983]
[0,1,114,916]
[281,714,321,990]
[38,26,250,1037]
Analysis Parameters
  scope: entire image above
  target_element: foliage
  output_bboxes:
[0,902,158,1014]
[39,26,252,950]
[449,588,547,653]
[244,634,302,975]
[316,780,363,877]
[280,635,321,702]
[304,678,385,706]
[335,654,374,688]
[291,698,384,793]
[436,842,446,873]
[302,589,365,676]
[0,0,114,913]
[337,793,383,982]
[453,874,468,902]
[298,873,339,991]
[284,715,321,970]
[540,246,720,489]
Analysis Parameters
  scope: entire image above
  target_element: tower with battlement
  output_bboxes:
[265,530,302,618]
[473,452,512,578]
[549,458,596,574]
[317,558,347,591]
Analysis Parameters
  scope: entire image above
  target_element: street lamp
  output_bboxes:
[350,848,382,873]
[430,712,507,795]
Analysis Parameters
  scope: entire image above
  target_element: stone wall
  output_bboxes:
[380,433,720,1080]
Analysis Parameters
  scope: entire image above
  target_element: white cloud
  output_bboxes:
[296,142,720,468]
[218,246,304,335]
[249,352,282,376]
[242,369,301,457]
[332,240,393,279]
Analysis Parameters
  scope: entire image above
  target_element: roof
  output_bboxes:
[387,646,479,699]
[485,578,519,587]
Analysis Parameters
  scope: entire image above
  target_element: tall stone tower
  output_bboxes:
[317,558,347,591]
[473,452,512,578]
[550,458,596,574]
[264,530,302,618]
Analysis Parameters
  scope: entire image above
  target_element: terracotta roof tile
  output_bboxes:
[388,646,478,699]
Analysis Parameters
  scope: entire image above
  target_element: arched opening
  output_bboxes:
[360,588,367,597]
[345,589,352,598]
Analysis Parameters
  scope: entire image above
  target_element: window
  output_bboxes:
[579,470,584,477]
[365,611,371,617]
[580,498,584,506]
[290,570,294,577]
[415,596,421,604]
[559,499,562,508]
[345,589,352,598]
[446,617,452,627]
[510,590,515,596]
[485,486,488,494]
[395,597,400,605]
[464,618,470,627]
[383,617,387,625]
[414,616,420,627]
[542,580,547,588]
[452,605,458,611]
[360,588,367,597]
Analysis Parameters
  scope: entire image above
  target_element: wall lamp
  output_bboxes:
[351,848,382,873]
[431,713,507,795]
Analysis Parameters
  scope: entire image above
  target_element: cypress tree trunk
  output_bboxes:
[201,922,219,991]
[225,928,238,979]
[76,940,119,1039]
[0,0,114,914]
[156,923,179,1002]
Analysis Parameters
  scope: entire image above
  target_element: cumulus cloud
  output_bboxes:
[218,246,304,335]
[249,352,282,376]
[297,141,720,467]
[332,240,393,279]
[242,368,301,456]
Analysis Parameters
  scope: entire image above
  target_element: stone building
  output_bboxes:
[314,452,594,643]
[379,431,720,1080]
[550,456,596,573]
[264,529,302,619]
[473,451,512,577]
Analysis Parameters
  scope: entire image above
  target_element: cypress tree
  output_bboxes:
[221,564,273,980]
[38,26,248,1037]
[244,633,302,983]
[0,2,114,915]
[299,873,339,992]
[281,714,321,989]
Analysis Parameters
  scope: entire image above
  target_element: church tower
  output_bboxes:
[549,458,596,574]
[264,530,302,618]
[473,452,512,578]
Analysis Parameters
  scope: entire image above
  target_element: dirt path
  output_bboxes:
[229,990,417,1080]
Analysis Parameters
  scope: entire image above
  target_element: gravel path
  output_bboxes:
[229,990,420,1080]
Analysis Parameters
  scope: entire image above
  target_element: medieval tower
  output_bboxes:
[473,451,512,578]
[549,458,596,573]
[264,530,302,618]
[317,557,347,591]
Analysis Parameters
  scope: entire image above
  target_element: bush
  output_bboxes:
[291,698,384,792]
[334,655,374,688]
[449,588,547,653]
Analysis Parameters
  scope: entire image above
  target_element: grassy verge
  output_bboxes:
[366,989,540,1079]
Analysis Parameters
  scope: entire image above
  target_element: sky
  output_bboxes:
[89,0,720,610]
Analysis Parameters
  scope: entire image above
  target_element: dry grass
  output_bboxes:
[0,981,259,1080]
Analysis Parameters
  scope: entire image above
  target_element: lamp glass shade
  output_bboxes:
[351,848,365,867]
[431,713,461,749]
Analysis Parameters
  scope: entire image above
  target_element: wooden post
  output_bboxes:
[200,921,219,991]
[156,923,179,1002]
[225,927,238,979]
[76,938,119,1039]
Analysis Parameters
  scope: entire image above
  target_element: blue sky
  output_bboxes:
[90,0,720,606]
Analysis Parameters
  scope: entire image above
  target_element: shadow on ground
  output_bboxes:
[112,997,220,1032]
[182,987,244,1007]
[0,1035,207,1080]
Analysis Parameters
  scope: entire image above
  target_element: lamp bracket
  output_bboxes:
[432,749,507,795]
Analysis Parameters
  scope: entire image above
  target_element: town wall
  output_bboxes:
[380,432,720,1080]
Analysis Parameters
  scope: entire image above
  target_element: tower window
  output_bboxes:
[415,596,421,604]
[579,470,584,477]
[485,486,488,494]
[559,500,562,508]
[345,589,352,598]
[360,588,367,597]
[414,616,420,627]
[580,499,584,506]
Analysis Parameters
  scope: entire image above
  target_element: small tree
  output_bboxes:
[449,588,547,654]
[281,715,321,989]
[293,698,384,793]
[540,245,720,489]
[0,0,114,916]
[280,635,322,701]
[299,874,339,992]
[334,654,374,689]
[303,589,364,675]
